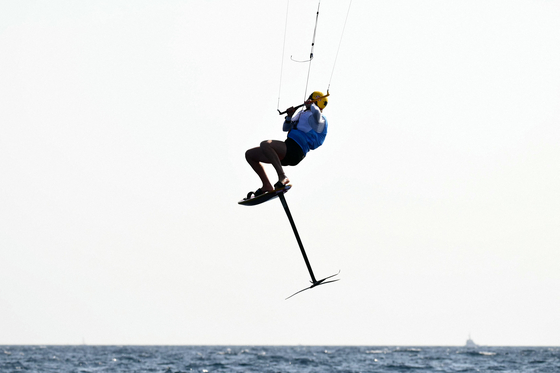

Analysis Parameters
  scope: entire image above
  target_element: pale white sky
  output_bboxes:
[1,0,559,346]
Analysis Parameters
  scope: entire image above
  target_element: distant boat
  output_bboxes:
[465,335,478,348]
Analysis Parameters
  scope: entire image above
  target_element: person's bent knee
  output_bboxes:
[245,148,257,161]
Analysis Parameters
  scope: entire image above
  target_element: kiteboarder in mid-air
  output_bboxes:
[243,91,329,201]
[240,90,339,298]
[237,0,352,298]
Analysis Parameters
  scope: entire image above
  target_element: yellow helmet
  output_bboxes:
[309,91,328,110]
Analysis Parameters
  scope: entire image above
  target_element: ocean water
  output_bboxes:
[1,345,559,373]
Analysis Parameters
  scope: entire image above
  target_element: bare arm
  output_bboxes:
[283,107,299,132]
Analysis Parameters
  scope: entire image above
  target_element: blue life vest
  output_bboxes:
[287,109,328,155]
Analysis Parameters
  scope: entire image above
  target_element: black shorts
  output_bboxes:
[281,138,305,166]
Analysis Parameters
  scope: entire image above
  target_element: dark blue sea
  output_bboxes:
[1,345,559,372]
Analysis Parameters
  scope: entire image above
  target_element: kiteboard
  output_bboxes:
[238,185,292,206]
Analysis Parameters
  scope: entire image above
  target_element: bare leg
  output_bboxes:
[245,140,290,192]
[259,140,289,184]
[245,147,275,192]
